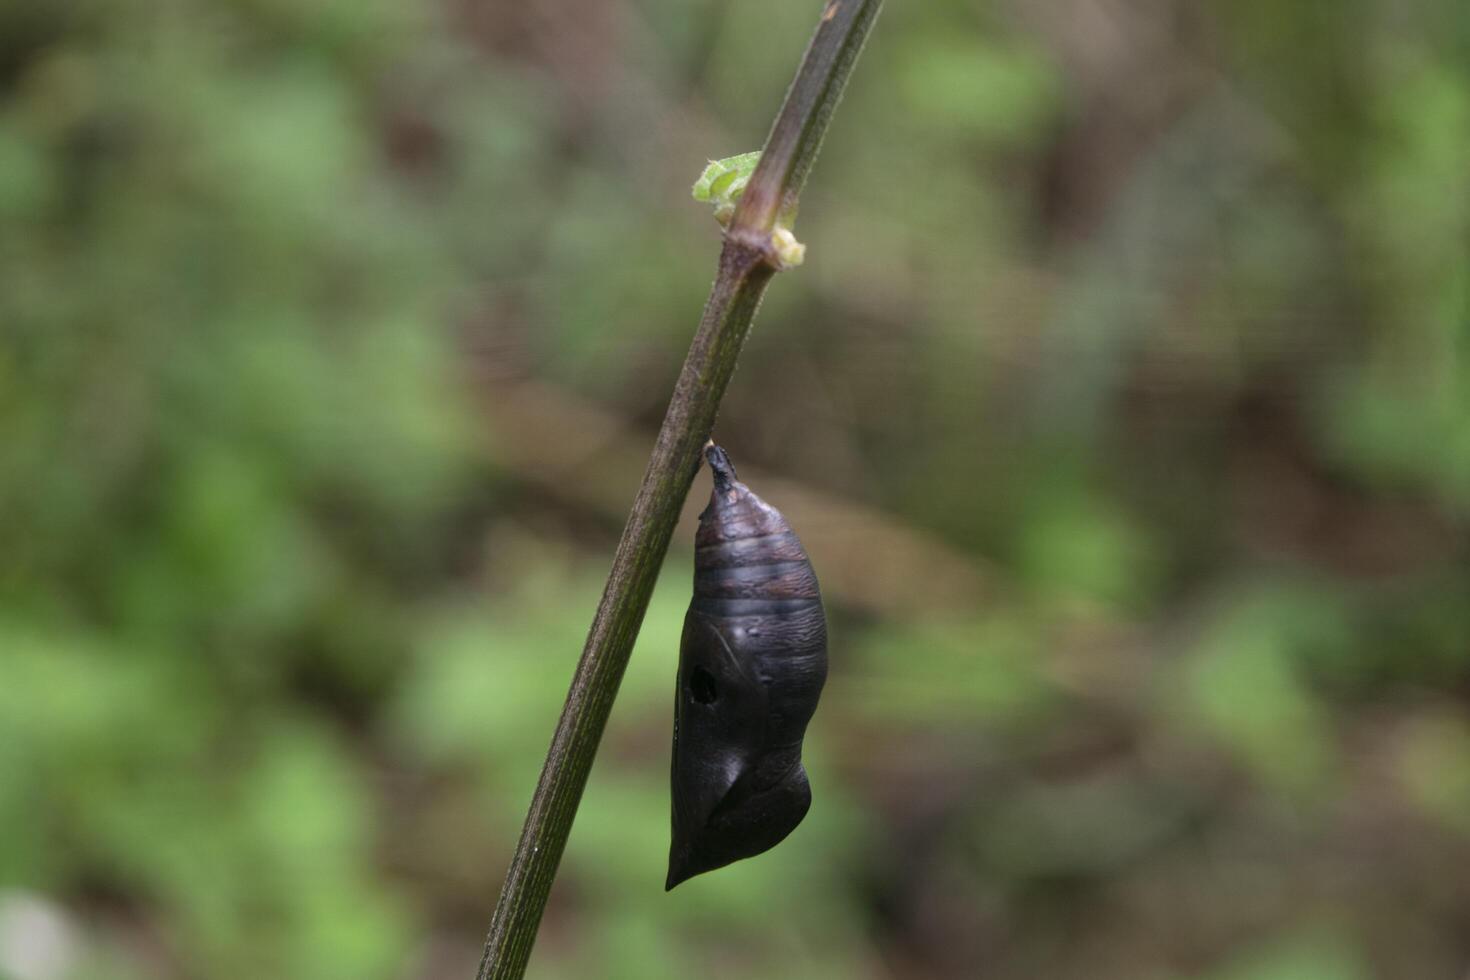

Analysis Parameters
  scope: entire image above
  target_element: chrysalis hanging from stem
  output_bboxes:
[666,443,828,889]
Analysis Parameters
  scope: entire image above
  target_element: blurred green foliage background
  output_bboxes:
[1,0,1468,977]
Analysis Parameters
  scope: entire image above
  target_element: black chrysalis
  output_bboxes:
[666,443,828,890]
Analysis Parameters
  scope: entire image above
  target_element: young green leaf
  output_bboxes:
[691,151,805,266]
[691,151,762,226]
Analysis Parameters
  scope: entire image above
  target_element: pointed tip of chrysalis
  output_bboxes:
[705,442,738,493]
[664,848,699,891]
[664,846,722,890]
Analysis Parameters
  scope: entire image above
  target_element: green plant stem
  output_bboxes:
[474,3,883,977]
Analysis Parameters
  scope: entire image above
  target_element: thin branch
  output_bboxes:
[474,3,884,978]
[734,0,883,237]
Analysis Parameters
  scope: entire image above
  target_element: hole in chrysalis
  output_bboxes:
[690,665,718,704]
